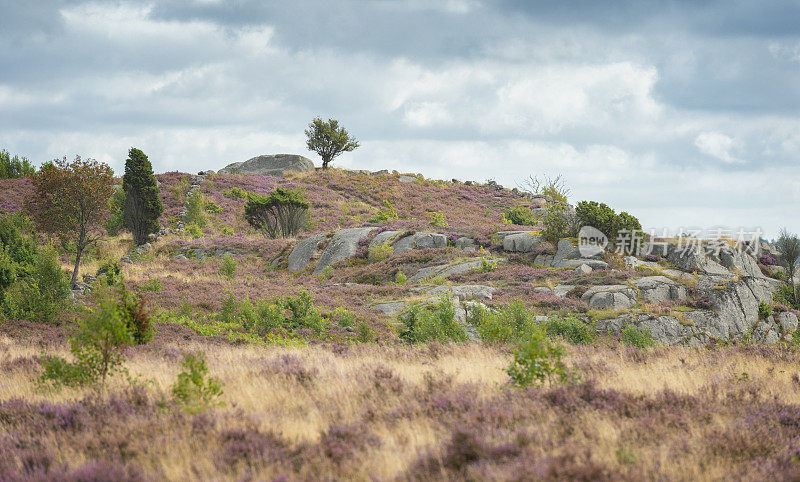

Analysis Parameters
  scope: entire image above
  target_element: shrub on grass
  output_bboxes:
[621,325,655,348]
[171,352,224,413]
[399,297,467,344]
[219,253,237,279]
[244,187,310,238]
[184,189,208,228]
[545,316,595,345]
[40,287,139,388]
[506,326,578,388]
[369,200,398,223]
[504,205,538,226]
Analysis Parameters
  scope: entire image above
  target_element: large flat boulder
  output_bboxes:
[313,227,378,275]
[287,233,327,273]
[580,285,637,310]
[219,154,315,176]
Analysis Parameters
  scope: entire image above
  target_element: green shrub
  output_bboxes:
[224,187,247,198]
[427,211,448,227]
[244,188,310,238]
[758,302,773,319]
[504,205,538,226]
[97,259,122,286]
[393,270,407,285]
[220,225,234,236]
[171,352,224,413]
[477,257,497,272]
[541,203,579,243]
[205,200,222,213]
[116,285,153,344]
[140,279,162,292]
[545,316,595,345]
[575,201,642,241]
[399,297,467,344]
[186,224,203,239]
[621,325,655,348]
[369,200,398,223]
[219,253,237,279]
[331,307,357,328]
[184,190,208,228]
[469,300,534,344]
[506,326,578,388]
[368,242,393,261]
[1,242,69,323]
[356,320,375,343]
[40,288,138,388]
[219,290,327,335]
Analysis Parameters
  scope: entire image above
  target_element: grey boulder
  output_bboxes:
[219,154,315,176]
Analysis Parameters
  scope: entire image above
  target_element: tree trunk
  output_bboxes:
[322,156,331,170]
[71,243,84,289]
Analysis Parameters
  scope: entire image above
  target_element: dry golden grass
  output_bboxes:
[3,327,800,480]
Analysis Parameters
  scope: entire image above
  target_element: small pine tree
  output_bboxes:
[123,148,163,245]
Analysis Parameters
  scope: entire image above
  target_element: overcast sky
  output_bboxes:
[1,0,799,237]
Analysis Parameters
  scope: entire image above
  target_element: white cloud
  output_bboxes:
[694,131,742,164]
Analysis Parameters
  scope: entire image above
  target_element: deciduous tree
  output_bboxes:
[26,156,114,287]
[305,117,360,169]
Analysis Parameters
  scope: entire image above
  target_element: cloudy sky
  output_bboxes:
[2,0,799,237]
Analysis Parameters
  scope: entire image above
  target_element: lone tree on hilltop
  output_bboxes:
[305,117,360,169]
[122,148,163,245]
[26,156,114,287]
[244,187,309,238]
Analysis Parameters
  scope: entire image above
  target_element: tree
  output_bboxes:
[304,117,360,169]
[26,156,114,287]
[244,187,309,238]
[0,149,34,179]
[776,227,800,305]
[122,148,163,245]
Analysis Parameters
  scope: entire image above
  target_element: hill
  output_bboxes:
[1,167,800,480]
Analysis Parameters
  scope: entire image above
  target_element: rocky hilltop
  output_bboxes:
[82,167,798,349]
[218,153,315,176]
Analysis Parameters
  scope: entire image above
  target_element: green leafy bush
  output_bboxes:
[97,259,122,286]
[40,288,139,388]
[393,270,407,285]
[545,316,595,345]
[504,205,538,226]
[399,297,467,344]
[219,253,237,279]
[575,201,642,241]
[244,187,310,238]
[140,278,162,292]
[171,352,224,413]
[186,224,203,239]
[621,325,655,348]
[427,211,448,227]
[470,300,534,344]
[205,200,222,213]
[224,186,247,198]
[506,326,578,388]
[758,302,772,319]
[1,232,69,324]
[541,203,579,243]
[368,242,393,261]
[184,190,208,228]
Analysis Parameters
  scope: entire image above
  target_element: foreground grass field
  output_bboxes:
[3,321,800,481]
